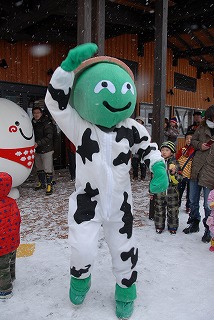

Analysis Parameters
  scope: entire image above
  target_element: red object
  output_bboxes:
[65,137,76,153]
[69,141,76,153]
[0,146,35,168]
[205,139,214,147]
[176,145,195,160]
[170,117,177,124]
[0,172,21,256]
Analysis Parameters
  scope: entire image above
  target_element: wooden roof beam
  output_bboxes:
[187,29,214,61]
[105,2,154,29]
[203,28,214,43]
[175,34,207,63]
[173,45,214,58]
[168,0,214,22]
[0,0,69,41]
[189,60,214,72]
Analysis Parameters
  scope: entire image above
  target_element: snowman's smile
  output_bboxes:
[19,128,33,140]
[10,121,34,140]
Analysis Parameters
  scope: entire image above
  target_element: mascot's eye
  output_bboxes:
[94,80,116,94]
[121,82,134,95]
[15,121,20,126]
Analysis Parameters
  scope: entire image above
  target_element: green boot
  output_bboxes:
[115,284,137,319]
[69,275,91,305]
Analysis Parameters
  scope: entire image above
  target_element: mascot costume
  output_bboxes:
[45,43,168,319]
[0,99,35,199]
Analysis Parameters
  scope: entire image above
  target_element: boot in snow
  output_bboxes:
[201,228,211,243]
[69,275,91,305]
[35,170,46,190]
[201,218,211,243]
[115,283,136,319]
[187,216,194,224]
[183,219,199,234]
[46,172,53,195]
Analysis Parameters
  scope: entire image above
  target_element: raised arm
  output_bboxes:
[45,43,98,140]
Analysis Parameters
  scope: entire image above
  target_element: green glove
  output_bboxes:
[61,43,98,72]
[150,161,169,194]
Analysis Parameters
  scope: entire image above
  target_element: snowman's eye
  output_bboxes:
[15,121,20,126]
[121,82,134,95]
[94,80,116,94]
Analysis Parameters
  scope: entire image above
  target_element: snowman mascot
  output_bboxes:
[45,43,168,319]
[0,99,35,199]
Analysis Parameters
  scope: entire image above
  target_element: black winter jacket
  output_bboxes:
[32,115,54,154]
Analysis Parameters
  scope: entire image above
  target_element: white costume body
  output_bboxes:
[45,67,163,287]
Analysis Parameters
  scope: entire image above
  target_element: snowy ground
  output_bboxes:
[1,169,213,320]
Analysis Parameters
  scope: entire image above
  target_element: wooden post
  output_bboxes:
[92,0,105,56]
[77,0,92,44]
[149,0,168,219]
[152,0,168,147]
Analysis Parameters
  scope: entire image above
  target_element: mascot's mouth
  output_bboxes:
[19,128,33,140]
[103,101,131,112]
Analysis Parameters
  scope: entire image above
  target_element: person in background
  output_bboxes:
[176,131,195,213]
[187,110,203,133]
[164,118,170,141]
[183,105,214,243]
[207,189,214,252]
[0,172,21,299]
[131,116,147,180]
[65,136,76,181]
[32,106,54,195]
[164,116,180,144]
[153,141,183,235]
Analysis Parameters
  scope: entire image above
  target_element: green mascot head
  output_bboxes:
[70,56,136,128]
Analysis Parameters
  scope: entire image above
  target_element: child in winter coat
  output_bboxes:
[153,141,183,234]
[207,189,214,252]
[176,131,195,213]
[0,172,21,299]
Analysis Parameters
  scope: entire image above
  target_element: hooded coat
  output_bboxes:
[0,172,21,256]
[190,123,214,189]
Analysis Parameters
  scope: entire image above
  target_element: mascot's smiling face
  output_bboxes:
[71,61,136,128]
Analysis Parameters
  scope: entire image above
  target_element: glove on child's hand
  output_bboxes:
[150,161,169,194]
[61,43,98,72]
[169,174,179,185]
